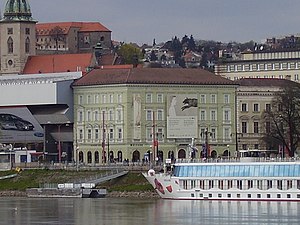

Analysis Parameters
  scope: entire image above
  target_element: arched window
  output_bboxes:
[109,151,114,163]
[95,151,99,164]
[178,149,186,159]
[25,37,30,53]
[79,151,84,163]
[132,150,140,162]
[87,151,92,164]
[7,37,13,54]
[117,151,122,162]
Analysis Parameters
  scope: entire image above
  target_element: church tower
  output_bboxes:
[0,0,36,74]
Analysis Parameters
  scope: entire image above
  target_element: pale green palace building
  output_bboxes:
[72,67,238,165]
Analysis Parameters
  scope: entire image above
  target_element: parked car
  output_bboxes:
[0,113,34,131]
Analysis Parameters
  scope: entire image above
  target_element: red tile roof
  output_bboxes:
[23,53,95,74]
[36,22,111,36]
[72,68,236,87]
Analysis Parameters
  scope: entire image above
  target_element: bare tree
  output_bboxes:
[49,26,65,53]
[262,84,300,157]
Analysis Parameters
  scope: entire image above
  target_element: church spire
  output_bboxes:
[2,0,34,21]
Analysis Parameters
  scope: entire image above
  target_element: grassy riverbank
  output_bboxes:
[0,169,154,193]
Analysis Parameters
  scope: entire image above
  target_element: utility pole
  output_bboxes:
[152,110,157,165]
[102,111,106,164]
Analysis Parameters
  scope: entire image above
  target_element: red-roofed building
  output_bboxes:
[36,22,112,55]
[23,53,97,74]
[72,67,238,164]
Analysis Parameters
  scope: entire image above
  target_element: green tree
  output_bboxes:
[117,43,143,66]
[262,84,300,157]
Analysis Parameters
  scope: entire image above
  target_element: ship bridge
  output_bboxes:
[173,163,300,178]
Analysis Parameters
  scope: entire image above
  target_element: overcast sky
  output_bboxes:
[12,0,300,45]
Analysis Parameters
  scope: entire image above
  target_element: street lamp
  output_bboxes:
[57,124,62,163]
[57,122,71,164]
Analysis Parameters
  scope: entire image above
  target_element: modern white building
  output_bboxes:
[0,71,82,162]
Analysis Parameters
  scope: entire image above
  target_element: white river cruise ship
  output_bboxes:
[143,151,300,201]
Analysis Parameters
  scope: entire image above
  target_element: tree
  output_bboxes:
[117,43,143,66]
[49,26,65,53]
[188,35,196,51]
[150,50,158,62]
[262,84,300,157]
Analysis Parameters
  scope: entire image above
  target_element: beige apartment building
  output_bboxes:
[72,67,238,165]
[215,49,300,83]
[235,78,297,152]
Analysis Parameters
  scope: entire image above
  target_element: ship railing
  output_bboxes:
[175,157,300,164]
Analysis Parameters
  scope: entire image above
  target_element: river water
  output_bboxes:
[0,197,299,225]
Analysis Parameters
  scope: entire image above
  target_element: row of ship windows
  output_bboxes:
[191,193,300,199]
[181,179,300,191]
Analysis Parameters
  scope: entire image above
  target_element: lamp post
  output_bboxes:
[152,111,157,165]
[57,124,62,163]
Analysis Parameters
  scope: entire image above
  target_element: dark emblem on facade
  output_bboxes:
[181,98,198,111]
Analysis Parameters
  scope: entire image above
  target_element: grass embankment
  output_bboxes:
[0,169,153,192]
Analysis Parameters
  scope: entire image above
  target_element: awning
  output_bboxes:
[30,152,43,156]
[50,132,73,142]
[34,114,72,125]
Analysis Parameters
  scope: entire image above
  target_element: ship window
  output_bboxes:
[227,194,231,198]
[277,180,283,190]
[257,194,261,198]
[199,194,203,198]
[297,194,300,198]
[277,194,281,198]
[191,193,194,197]
[218,194,222,198]
[287,194,291,199]
[267,194,271,198]
[257,180,263,190]
[267,180,272,189]
[228,180,233,189]
[237,180,243,190]
[297,180,300,189]
[183,180,188,189]
[248,194,251,198]
[199,180,204,189]
[209,194,212,198]
[237,194,241,198]
[218,180,224,190]
[287,180,293,189]
[248,180,253,189]
[209,180,214,189]
[191,180,196,189]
